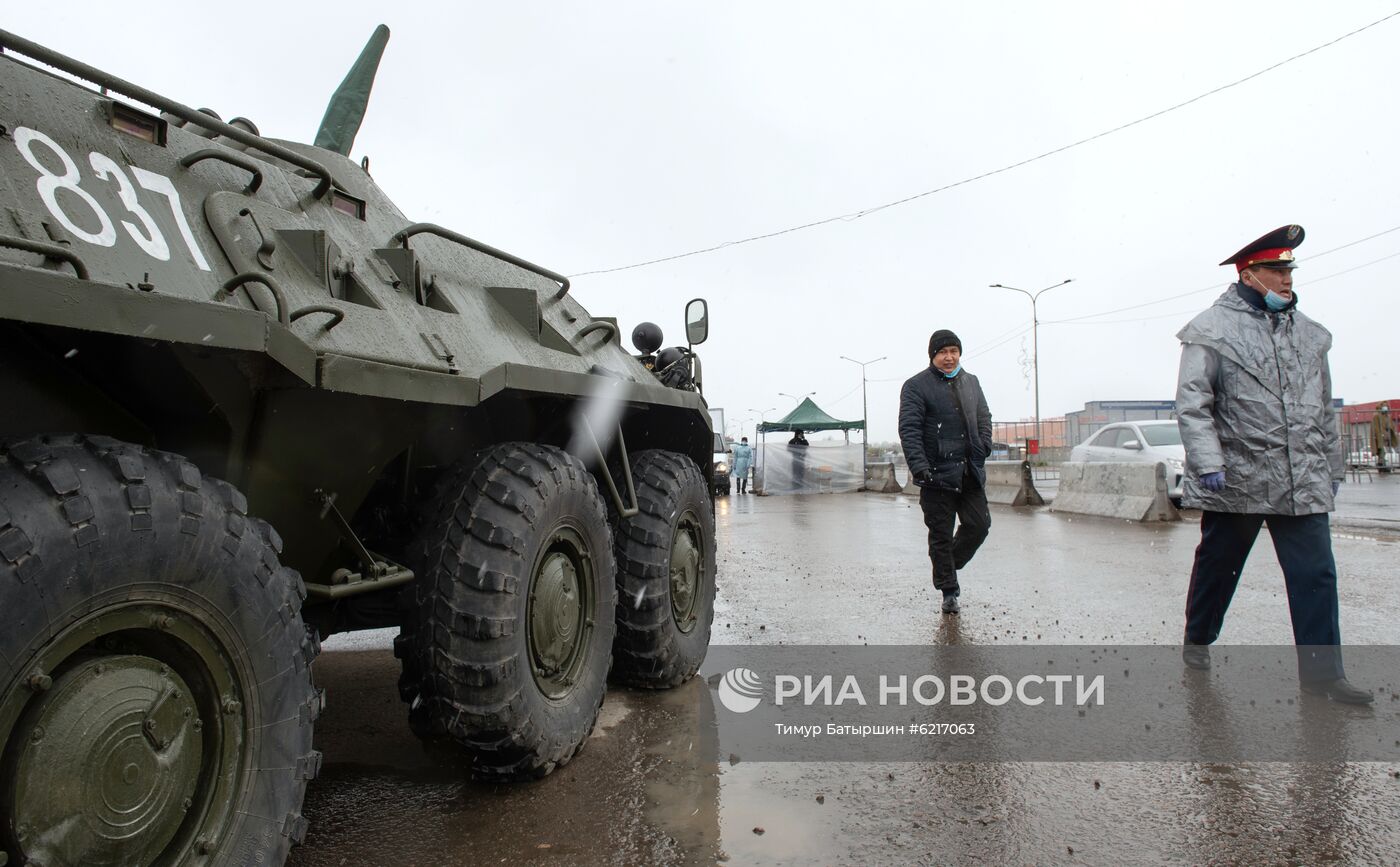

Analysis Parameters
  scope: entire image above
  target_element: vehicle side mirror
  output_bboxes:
[685,298,709,346]
[1123,440,1142,450]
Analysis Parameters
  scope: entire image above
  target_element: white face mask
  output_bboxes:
[1264,289,1291,311]
[1246,271,1291,310]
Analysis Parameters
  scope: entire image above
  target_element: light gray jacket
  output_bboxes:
[1175,285,1343,515]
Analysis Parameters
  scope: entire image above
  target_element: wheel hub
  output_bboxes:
[670,516,702,633]
[12,655,202,866]
[528,528,594,699]
[532,551,582,674]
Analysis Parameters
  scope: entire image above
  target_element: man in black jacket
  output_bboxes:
[899,330,993,614]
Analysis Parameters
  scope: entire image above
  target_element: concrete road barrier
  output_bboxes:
[899,461,1043,505]
[1050,461,1180,522]
[985,460,1045,506]
[864,462,903,493]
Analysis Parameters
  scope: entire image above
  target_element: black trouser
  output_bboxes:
[918,472,991,595]
[736,470,748,493]
[1184,510,1344,682]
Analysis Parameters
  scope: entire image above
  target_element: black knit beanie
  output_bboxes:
[928,329,962,358]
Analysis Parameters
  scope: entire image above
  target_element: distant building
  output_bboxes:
[996,397,1359,458]
[993,401,1178,451]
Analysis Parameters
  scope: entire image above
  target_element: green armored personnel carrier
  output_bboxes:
[0,28,717,866]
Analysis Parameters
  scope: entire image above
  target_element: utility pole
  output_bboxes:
[840,355,885,477]
[990,279,1073,450]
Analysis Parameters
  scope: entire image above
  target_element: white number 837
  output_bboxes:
[13,126,211,271]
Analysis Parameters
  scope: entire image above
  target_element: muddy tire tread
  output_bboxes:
[610,450,716,688]
[0,433,319,864]
[398,443,616,781]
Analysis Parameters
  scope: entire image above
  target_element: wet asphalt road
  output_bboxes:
[290,485,1400,866]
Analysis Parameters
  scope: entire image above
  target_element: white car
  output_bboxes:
[1069,419,1185,501]
[712,432,731,496]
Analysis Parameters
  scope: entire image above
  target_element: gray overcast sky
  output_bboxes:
[8,2,1398,442]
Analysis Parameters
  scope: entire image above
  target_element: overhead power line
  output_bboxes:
[1049,308,1206,326]
[1040,248,1400,327]
[970,324,1033,358]
[570,11,1400,279]
[1041,223,1400,324]
[969,228,1400,355]
[1305,249,1400,284]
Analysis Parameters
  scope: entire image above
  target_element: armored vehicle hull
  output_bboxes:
[0,30,716,866]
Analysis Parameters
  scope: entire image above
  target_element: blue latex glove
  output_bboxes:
[1332,480,1341,496]
[1200,471,1226,492]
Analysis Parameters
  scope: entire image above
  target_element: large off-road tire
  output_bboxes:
[396,443,617,780]
[0,434,320,867]
[611,451,716,688]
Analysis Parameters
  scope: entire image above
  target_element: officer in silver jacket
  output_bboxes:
[1176,225,1371,703]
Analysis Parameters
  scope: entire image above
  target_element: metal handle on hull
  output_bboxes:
[180,149,265,194]
[289,304,345,331]
[0,29,338,199]
[218,272,288,324]
[576,320,617,344]
[0,234,90,280]
[388,223,571,300]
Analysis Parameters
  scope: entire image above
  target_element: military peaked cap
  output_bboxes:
[1219,224,1304,270]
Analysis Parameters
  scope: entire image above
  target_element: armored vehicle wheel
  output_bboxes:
[0,435,320,867]
[611,451,716,688]
[397,443,617,780]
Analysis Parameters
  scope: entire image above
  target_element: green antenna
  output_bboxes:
[315,24,390,156]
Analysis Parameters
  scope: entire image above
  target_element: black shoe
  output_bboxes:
[1301,678,1374,705]
[941,593,960,614]
[1182,643,1211,671]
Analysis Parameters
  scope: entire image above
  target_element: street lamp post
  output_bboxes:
[989,278,1073,449]
[778,391,815,406]
[747,406,777,444]
[749,407,777,424]
[840,355,886,477]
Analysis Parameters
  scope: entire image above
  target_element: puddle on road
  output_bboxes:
[292,653,727,866]
[592,691,633,733]
[292,648,1400,866]
[714,763,844,864]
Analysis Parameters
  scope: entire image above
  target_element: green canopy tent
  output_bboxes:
[756,397,865,434]
[754,398,865,495]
